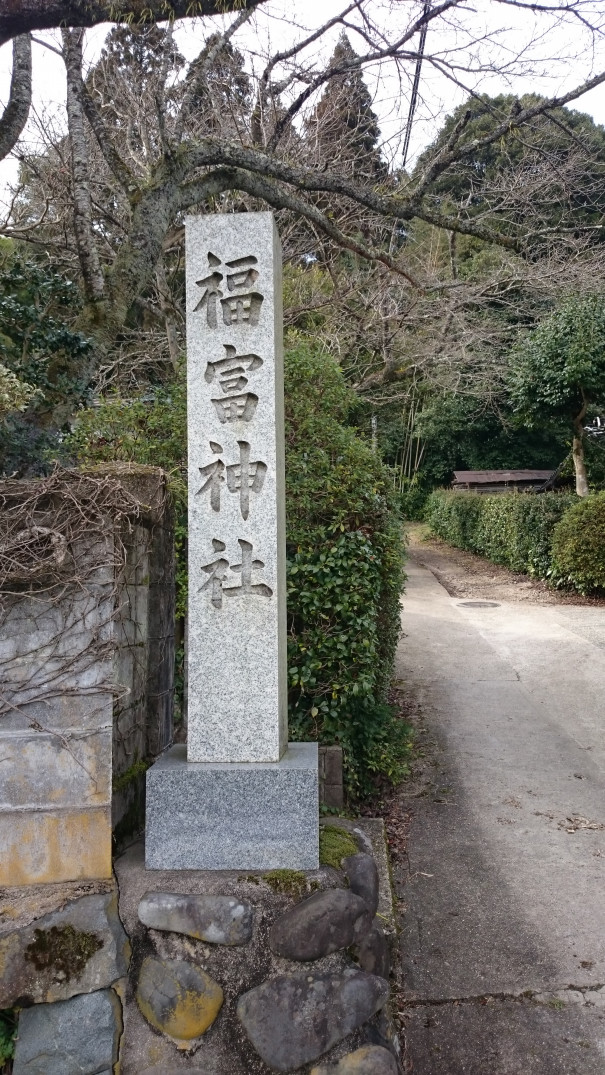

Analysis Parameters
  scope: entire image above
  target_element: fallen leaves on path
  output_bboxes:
[558,815,605,833]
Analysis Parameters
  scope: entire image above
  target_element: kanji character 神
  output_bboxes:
[196,441,267,520]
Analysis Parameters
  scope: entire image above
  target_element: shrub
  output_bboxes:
[551,492,605,593]
[69,343,409,802]
[425,489,577,579]
[285,343,408,801]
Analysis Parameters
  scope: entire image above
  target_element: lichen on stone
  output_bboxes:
[319,825,359,869]
[24,924,103,981]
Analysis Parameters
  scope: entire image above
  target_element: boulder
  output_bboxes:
[12,988,122,1075]
[0,890,130,1007]
[136,957,223,1044]
[311,1044,398,1074]
[269,888,371,961]
[138,891,253,945]
[343,854,379,918]
[353,919,390,979]
[237,968,389,1071]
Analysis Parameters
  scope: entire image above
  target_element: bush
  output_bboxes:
[551,492,605,593]
[425,489,577,578]
[69,343,409,802]
[285,343,408,801]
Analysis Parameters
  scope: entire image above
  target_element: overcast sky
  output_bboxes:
[1,0,605,200]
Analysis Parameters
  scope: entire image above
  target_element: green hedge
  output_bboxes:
[551,492,605,594]
[284,343,409,801]
[68,342,409,802]
[425,489,577,579]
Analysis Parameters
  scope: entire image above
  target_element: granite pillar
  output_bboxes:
[146,212,318,870]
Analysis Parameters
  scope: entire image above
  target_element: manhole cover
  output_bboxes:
[457,601,500,608]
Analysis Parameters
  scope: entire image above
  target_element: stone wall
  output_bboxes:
[0,465,174,885]
[1,820,400,1074]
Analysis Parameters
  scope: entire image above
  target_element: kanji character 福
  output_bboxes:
[194,251,264,328]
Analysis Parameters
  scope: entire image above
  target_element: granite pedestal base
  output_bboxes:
[145,743,319,870]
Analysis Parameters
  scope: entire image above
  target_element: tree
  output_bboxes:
[414,92,605,248]
[4,2,605,427]
[305,32,386,185]
[509,295,605,496]
[0,245,93,472]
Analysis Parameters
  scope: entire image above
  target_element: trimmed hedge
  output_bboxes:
[284,343,409,801]
[425,489,577,579]
[551,492,605,594]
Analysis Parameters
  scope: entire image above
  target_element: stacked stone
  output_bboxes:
[122,826,399,1074]
[0,889,130,1074]
[2,825,398,1072]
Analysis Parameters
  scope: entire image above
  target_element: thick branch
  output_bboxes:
[78,78,134,194]
[0,0,267,48]
[183,138,522,250]
[0,34,31,162]
[179,167,425,287]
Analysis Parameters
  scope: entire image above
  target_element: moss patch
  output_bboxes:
[319,825,358,869]
[24,925,103,981]
[263,870,309,899]
[112,758,150,794]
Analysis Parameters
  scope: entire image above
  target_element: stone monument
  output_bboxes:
[146,212,319,870]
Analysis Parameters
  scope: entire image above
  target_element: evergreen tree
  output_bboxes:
[305,33,386,184]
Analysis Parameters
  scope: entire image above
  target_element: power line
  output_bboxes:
[402,1,430,169]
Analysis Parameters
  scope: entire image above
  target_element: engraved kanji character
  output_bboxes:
[194,252,223,328]
[212,393,258,424]
[226,441,267,520]
[194,252,264,328]
[223,539,273,600]
[199,538,229,608]
[204,345,263,395]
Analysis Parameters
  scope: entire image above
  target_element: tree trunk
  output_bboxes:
[572,431,590,497]
[62,29,106,310]
[0,35,31,162]
[155,259,181,371]
[572,397,590,497]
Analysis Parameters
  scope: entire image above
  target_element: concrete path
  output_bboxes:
[396,558,605,1074]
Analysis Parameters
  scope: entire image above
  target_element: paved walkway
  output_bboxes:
[396,558,605,1074]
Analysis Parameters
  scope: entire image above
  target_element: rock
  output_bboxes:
[136,957,223,1043]
[353,919,390,979]
[269,888,371,961]
[343,854,379,918]
[237,968,389,1071]
[138,891,253,945]
[12,988,122,1075]
[311,1044,398,1074]
[0,890,130,1007]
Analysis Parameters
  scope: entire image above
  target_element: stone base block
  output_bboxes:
[145,743,319,870]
